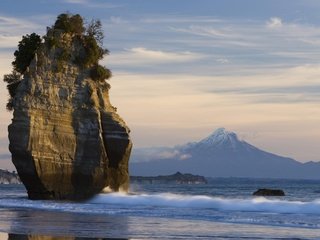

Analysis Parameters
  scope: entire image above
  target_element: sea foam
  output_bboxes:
[89,192,320,215]
[1,192,320,216]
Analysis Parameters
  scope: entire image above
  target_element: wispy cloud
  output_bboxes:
[216,58,230,64]
[266,17,283,29]
[110,16,127,24]
[187,64,320,104]
[0,15,41,34]
[103,13,320,69]
[129,47,204,62]
[207,86,320,104]
[131,147,191,162]
[0,15,44,49]
[170,24,261,48]
[62,0,122,8]
[0,36,21,48]
[107,47,206,66]
[172,25,228,38]
[64,0,87,4]
[141,16,222,24]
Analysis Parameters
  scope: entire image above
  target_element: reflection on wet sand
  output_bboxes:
[8,233,128,240]
[0,209,130,239]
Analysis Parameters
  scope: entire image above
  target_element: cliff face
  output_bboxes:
[8,31,132,200]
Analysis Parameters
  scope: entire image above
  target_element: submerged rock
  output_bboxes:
[253,188,285,196]
[8,15,132,200]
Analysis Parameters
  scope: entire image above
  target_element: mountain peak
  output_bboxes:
[199,128,240,146]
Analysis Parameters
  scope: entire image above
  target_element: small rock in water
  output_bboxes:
[253,188,285,196]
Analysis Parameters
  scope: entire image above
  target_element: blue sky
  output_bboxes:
[1,0,320,169]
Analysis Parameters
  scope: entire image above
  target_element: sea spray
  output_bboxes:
[0,192,320,216]
[89,192,320,215]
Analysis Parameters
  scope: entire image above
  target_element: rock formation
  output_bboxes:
[253,188,285,196]
[7,14,132,200]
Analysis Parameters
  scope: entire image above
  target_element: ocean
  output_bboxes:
[1,178,320,239]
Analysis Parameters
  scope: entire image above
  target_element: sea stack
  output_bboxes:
[6,13,132,200]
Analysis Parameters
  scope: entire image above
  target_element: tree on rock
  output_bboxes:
[3,12,112,111]
[12,33,41,74]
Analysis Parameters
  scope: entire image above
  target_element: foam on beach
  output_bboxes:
[1,192,320,216]
[89,192,320,215]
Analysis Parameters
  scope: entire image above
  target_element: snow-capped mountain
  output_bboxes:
[130,128,320,179]
[198,128,239,146]
[181,128,256,153]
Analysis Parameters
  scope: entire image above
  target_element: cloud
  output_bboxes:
[110,16,127,24]
[266,17,283,29]
[107,47,205,66]
[141,16,222,24]
[0,36,21,48]
[110,64,320,99]
[179,154,192,160]
[170,25,259,48]
[211,85,320,95]
[103,13,320,69]
[0,15,41,35]
[194,64,320,104]
[130,47,203,61]
[131,147,191,162]
[216,58,230,64]
[207,86,320,104]
[0,15,45,49]
[64,0,87,3]
[63,0,122,8]
[172,25,228,38]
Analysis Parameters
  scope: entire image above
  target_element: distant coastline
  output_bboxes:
[130,172,207,184]
[0,169,207,185]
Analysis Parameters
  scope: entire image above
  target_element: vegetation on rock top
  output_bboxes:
[3,13,111,111]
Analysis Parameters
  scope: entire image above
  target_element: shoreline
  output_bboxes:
[1,214,320,240]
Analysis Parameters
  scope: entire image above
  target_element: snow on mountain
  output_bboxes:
[178,127,257,154]
[130,128,320,179]
[198,128,239,146]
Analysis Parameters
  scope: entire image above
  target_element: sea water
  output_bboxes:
[1,178,320,239]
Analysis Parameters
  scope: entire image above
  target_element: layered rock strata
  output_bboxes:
[8,32,132,200]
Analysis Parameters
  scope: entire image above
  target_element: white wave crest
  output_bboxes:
[89,192,320,215]
[1,192,320,217]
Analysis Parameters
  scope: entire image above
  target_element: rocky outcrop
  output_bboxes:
[131,172,208,184]
[8,29,132,200]
[253,188,285,196]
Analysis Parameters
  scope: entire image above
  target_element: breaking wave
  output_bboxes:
[1,192,320,216]
[89,192,320,215]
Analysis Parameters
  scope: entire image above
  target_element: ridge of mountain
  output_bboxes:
[130,128,320,179]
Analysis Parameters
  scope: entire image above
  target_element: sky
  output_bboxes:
[1,0,320,169]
